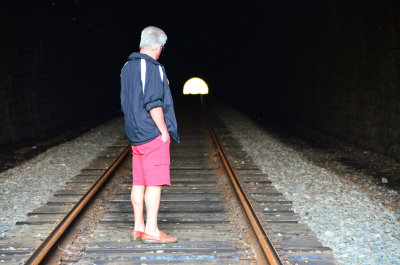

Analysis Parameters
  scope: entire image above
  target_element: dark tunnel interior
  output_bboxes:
[1,0,399,165]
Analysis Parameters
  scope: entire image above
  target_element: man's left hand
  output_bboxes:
[161,132,169,142]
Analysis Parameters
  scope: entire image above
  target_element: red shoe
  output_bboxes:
[142,231,178,244]
[130,230,145,241]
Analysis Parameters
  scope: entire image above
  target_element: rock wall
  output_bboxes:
[269,0,400,160]
[0,1,120,146]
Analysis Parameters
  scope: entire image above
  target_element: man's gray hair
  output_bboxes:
[139,26,167,50]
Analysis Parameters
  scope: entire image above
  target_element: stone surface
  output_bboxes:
[0,117,124,235]
[214,103,400,265]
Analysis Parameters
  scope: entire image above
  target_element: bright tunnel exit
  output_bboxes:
[183,77,209,95]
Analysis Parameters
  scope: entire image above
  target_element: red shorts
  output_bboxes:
[131,135,171,186]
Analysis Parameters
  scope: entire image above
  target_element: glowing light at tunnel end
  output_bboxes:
[183,77,209,95]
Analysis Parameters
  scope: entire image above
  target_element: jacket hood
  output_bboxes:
[128,52,161,65]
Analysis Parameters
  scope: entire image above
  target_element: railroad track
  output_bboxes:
[1,103,337,265]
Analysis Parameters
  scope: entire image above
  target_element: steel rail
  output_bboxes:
[204,113,284,265]
[24,145,131,265]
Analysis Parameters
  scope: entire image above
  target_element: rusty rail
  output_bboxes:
[24,145,131,265]
[204,112,284,265]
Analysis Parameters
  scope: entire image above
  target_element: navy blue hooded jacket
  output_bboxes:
[120,52,180,145]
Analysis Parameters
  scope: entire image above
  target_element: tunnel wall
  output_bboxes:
[269,0,400,161]
[0,1,120,146]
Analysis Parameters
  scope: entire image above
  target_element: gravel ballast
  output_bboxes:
[214,104,399,265]
[0,116,125,235]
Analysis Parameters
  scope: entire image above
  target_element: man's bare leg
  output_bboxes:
[131,185,146,232]
[144,185,162,236]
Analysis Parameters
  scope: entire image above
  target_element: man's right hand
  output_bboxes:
[149,107,169,143]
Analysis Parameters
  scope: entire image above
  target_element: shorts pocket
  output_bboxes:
[154,138,170,165]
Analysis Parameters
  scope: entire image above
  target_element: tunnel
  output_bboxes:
[0,0,399,159]
[1,1,400,264]
[1,0,399,164]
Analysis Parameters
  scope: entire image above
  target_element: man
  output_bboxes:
[120,26,179,243]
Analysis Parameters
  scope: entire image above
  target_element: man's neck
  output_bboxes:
[140,49,158,60]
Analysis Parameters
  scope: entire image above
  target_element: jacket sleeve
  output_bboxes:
[120,63,129,113]
[143,63,164,111]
